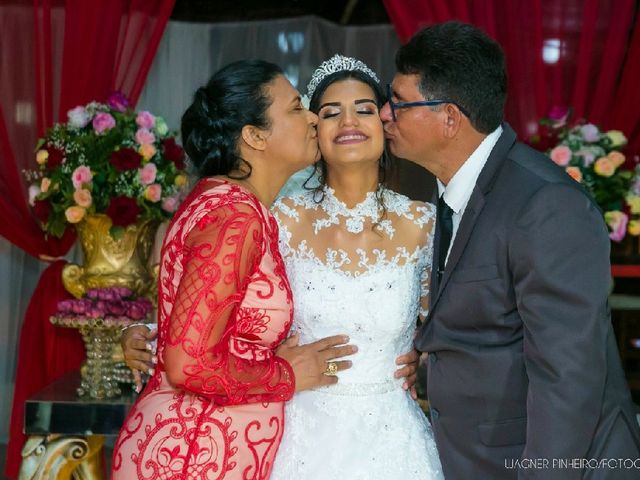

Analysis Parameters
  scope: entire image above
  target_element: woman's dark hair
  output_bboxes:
[395,21,507,134]
[306,69,393,224]
[181,60,283,179]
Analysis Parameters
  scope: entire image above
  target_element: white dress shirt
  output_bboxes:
[437,125,503,264]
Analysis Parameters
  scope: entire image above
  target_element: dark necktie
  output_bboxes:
[437,195,454,281]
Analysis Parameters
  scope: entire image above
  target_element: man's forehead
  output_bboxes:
[392,73,420,89]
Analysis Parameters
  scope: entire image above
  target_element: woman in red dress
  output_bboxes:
[112,60,355,480]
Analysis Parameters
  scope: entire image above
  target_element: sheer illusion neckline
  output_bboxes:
[316,185,383,235]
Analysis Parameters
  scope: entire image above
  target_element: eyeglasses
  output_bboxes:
[386,84,470,121]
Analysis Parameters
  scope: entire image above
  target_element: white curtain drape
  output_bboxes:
[1,16,436,442]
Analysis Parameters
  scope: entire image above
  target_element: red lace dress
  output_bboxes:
[112,179,295,480]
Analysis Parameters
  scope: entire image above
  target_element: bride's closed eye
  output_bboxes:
[320,107,378,119]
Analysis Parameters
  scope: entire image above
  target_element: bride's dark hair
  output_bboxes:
[305,69,393,227]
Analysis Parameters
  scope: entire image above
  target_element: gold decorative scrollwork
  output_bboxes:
[19,434,104,480]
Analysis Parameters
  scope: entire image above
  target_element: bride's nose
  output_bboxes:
[340,108,359,127]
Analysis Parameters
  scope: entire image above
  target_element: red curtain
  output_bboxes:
[2,1,175,477]
[383,0,640,154]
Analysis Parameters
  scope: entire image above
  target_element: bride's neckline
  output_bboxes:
[322,185,380,214]
[315,185,385,235]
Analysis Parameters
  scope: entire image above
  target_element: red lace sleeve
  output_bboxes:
[163,201,295,405]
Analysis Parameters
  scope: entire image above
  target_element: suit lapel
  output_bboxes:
[427,123,517,320]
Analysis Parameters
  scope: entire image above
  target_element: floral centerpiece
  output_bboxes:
[26,92,188,238]
[52,287,155,399]
[540,108,639,242]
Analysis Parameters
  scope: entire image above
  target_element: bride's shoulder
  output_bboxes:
[383,189,436,226]
[272,190,318,221]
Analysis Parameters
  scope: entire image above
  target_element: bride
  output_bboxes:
[121,55,443,479]
[269,55,442,479]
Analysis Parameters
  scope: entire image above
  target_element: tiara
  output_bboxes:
[306,54,380,98]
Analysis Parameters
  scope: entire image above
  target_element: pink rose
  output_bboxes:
[73,189,92,208]
[550,145,572,166]
[138,162,157,185]
[135,128,156,145]
[92,112,116,134]
[115,287,133,299]
[107,301,126,316]
[65,206,86,223]
[71,299,90,315]
[57,300,73,314]
[144,184,162,203]
[161,195,179,213]
[136,111,155,130]
[580,124,600,142]
[72,165,92,189]
[605,211,628,242]
[126,303,147,320]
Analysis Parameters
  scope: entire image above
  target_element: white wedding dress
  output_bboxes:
[270,186,444,480]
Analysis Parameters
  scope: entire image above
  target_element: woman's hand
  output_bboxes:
[276,333,357,392]
[121,325,158,392]
[394,348,420,400]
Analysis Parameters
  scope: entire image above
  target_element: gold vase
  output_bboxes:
[62,214,159,299]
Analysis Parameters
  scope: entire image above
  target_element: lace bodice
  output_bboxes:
[272,187,435,391]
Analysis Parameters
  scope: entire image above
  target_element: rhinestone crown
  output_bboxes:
[306,54,380,99]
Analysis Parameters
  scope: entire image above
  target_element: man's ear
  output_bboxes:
[241,125,267,151]
[442,104,463,139]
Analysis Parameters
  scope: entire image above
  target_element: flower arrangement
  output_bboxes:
[26,93,188,238]
[540,108,639,242]
[56,287,153,321]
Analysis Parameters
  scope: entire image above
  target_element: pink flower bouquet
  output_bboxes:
[25,93,189,238]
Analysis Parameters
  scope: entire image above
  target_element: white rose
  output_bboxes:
[28,184,41,206]
[67,106,90,128]
[155,117,169,136]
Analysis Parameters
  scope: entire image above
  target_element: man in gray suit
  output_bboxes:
[381,21,640,479]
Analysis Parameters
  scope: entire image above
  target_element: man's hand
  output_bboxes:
[394,348,419,400]
[121,325,157,392]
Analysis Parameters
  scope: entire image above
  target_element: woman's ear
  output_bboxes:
[241,125,267,151]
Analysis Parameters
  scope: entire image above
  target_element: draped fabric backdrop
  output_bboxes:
[0,1,174,477]
[383,0,640,157]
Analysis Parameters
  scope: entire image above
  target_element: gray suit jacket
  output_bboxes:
[415,124,640,479]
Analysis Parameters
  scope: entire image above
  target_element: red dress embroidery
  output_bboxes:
[112,179,295,480]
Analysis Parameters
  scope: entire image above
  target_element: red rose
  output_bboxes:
[110,148,142,171]
[162,138,185,170]
[32,200,50,223]
[45,146,64,169]
[105,196,141,227]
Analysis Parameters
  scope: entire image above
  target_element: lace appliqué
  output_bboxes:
[303,186,424,238]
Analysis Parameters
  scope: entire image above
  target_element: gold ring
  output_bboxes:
[324,361,338,376]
